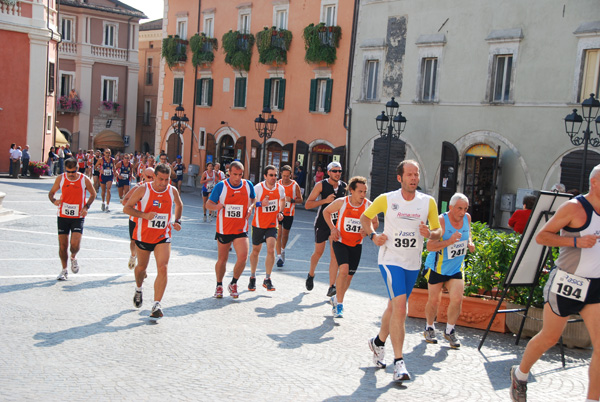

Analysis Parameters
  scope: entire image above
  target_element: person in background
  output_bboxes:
[314,165,325,183]
[9,143,15,176]
[21,145,30,177]
[11,146,22,178]
[508,195,536,235]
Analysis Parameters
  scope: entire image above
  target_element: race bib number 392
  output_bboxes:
[394,231,417,248]
[550,270,590,301]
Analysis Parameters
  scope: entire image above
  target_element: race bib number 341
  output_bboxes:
[344,217,362,233]
[550,270,590,301]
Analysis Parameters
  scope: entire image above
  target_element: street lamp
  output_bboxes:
[375,97,407,192]
[170,104,188,157]
[564,93,600,192]
[254,106,278,175]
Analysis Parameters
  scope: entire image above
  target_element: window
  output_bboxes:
[275,9,287,30]
[103,23,116,47]
[48,62,55,94]
[195,78,213,107]
[263,78,286,110]
[234,77,247,108]
[143,99,151,125]
[580,49,600,102]
[60,73,74,97]
[47,115,52,132]
[204,17,214,38]
[239,13,250,34]
[365,60,379,101]
[492,55,512,102]
[421,58,437,101]
[146,58,153,85]
[173,77,183,105]
[61,17,74,42]
[309,78,333,113]
[323,4,336,26]
[102,77,117,102]
[176,19,187,40]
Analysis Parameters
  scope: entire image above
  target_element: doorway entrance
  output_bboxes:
[463,144,499,225]
[218,135,235,166]
[309,144,334,191]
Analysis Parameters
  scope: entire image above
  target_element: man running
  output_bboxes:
[361,160,441,382]
[123,163,183,319]
[48,158,96,280]
[510,166,600,402]
[324,176,378,318]
[276,165,303,267]
[95,148,116,212]
[76,149,86,174]
[115,154,133,201]
[214,162,226,182]
[206,161,255,299]
[92,150,101,193]
[423,193,475,349]
[248,165,285,292]
[172,155,186,193]
[305,161,347,296]
[200,162,217,222]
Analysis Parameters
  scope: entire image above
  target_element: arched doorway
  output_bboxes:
[166,131,183,164]
[307,143,334,193]
[218,135,235,166]
[560,149,600,193]
[463,144,499,225]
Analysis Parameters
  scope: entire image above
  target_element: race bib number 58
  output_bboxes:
[61,203,79,217]
[550,270,590,301]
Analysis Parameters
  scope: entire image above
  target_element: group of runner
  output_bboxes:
[47,155,600,400]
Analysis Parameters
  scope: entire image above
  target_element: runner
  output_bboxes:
[423,193,475,349]
[361,160,441,382]
[92,149,101,194]
[48,158,96,280]
[172,155,186,193]
[94,148,116,212]
[85,150,94,178]
[135,154,147,183]
[510,166,600,402]
[206,161,255,299]
[324,176,377,318]
[123,163,183,319]
[76,149,86,174]
[115,154,133,201]
[214,162,226,183]
[248,165,285,292]
[305,161,347,296]
[276,165,303,267]
[200,162,217,223]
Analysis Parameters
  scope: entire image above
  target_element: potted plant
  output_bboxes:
[162,35,188,69]
[189,33,218,68]
[256,26,292,65]
[302,22,341,65]
[222,30,255,71]
[29,161,49,178]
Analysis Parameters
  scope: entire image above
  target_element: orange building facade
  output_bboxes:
[0,0,59,172]
[157,0,354,189]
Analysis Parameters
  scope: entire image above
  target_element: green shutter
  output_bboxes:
[263,78,272,108]
[278,79,286,110]
[207,78,213,106]
[241,77,247,108]
[234,78,241,107]
[235,77,247,108]
[173,78,183,104]
[309,79,318,112]
[324,78,333,113]
[195,79,202,106]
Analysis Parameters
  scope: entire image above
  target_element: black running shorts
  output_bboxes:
[332,241,362,275]
[57,217,84,235]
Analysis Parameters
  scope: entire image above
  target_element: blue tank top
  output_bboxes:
[101,158,114,177]
[425,213,470,276]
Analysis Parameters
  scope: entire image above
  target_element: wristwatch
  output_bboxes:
[175,219,182,225]
[369,232,376,240]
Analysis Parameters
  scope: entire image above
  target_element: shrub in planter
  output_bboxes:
[222,30,255,71]
[162,35,188,69]
[189,33,218,68]
[256,26,292,65]
[302,23,341,65]
[29,161,49,176]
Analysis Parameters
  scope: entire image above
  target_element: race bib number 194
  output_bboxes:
[550,270,590,301]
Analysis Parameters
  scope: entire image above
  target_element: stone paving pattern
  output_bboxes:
[0,178,592,401]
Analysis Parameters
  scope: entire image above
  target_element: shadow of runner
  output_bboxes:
[0,280,57,294]
[267,316,335,349]
[255,293,328,318]
[33,309,144,347]
[322,367,405,401]
[61,275,126,292]
[161,294,266,318]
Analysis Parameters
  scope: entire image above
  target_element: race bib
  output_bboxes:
[448,240,468,259]
[262,199,278,213]
[550,270,590,301]
[177,170,183,176]
[207,182,215,191]
[285,201,291,209]
[121,173,129,179]
[225,204,243,218]
[149,213,169,229]
[331,211,338,221]
[344,217,362,233]
[103,169,112,176]
[393,231,417,248]
[61,202,79,217]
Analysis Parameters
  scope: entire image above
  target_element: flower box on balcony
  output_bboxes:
[256,27,292,65]
[162,35,188,69]
[303,23,341,65]
[57,96,82,114]
[222,30,255,71]
[189,33,218,68]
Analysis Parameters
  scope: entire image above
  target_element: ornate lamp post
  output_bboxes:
[254,106,278,175]
[375,97,407,192]
[564,93,600,192]
[170,104,188,157]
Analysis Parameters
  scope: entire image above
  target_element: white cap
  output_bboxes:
[327,161,342,171]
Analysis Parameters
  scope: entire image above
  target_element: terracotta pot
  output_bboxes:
[408,288,508,333]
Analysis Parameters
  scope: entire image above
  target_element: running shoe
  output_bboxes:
[214,285,224,298]
[510,366,527,402]
[133,290,143,308]
[57,270,68,281]
[368,337,386,368]
[263,278,276,291]
[326,284,337,297]
[208,213,213,223]
[393,359,411,381]
[228,283,239,299]
[329,295,337,308]
[70,257,79,274]
[334,303,344,318]
[305,274,314,291]
[150,302,163,318]
[276,256,284,267]
[444,329,461,349]
[203,215,207,222]
[105,206,110,213]
[423,327,438,344]
[101,203,105,211]
[281,250,285,263]
[248,277,256,291]
[128,255,136,270]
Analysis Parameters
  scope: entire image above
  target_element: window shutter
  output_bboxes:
[48,63,55,93]
[309,79,318,112]
[173,78,183,104]
[241,77,247,107]
[234,78,241,107]
[263,78,272,108]
[207,78,213,106]
[195,79,202,106]
[278,79,286,110]
[324,78,333,113]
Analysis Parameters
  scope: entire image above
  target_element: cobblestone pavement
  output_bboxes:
[0,177,592,401]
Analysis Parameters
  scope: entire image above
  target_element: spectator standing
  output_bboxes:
[508,195,536,234]
[21,145,30,177]
[9,143,15,176]
[11,146,22,178]
[57,146,65,175]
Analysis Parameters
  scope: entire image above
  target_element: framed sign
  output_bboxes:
[282,150,289,162]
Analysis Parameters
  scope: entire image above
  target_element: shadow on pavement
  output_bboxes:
[0,280,57,294]
[162,294,266,318]
[61,275,126,292]
[267,316,335,349]
[33,309,144,347]
[323,367,405,401]
[255,293,328,318]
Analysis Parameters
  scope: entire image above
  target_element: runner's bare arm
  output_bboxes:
[304,182,327,210]
[172,188,183,231]
[48,176,62,206]
[123,185,155,220]
[323,198,343,241]
[536,200,599,248]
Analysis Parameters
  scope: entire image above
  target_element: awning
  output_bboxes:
[94,130,125,150]
[55,127,69,147]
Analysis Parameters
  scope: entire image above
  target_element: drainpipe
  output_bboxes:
[45,0,61,160]
[190,0,202,168]
[343,0,360,180]
[125,16,133,152]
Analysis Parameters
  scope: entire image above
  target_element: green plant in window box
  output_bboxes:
[302,23,341,65]
[189,33,218,68]
[162,35,188,69]
[222,30,255,71]
[256,26,292,65]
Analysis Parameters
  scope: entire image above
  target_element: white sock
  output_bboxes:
[514,367,529,382]
[426,323,435,330]
[135,286,142,292]
[446,324,455,334]
[281,248,285,252]
[61,268,68,273]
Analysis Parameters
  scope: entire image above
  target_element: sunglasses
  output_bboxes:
[65,169,78,174]
[329,170,342,173]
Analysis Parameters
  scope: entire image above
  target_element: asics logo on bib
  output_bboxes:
[566,275,584,287]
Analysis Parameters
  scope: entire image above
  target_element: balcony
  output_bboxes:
[303,23,342,65]
[256,27,292,65]
[162,35,188,69]
[91,45,127,61]
[57,96,82,114]
[59,41,77,55]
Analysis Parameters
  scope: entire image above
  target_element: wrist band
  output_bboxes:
[574,237,577,248]
[256,201,262,207]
